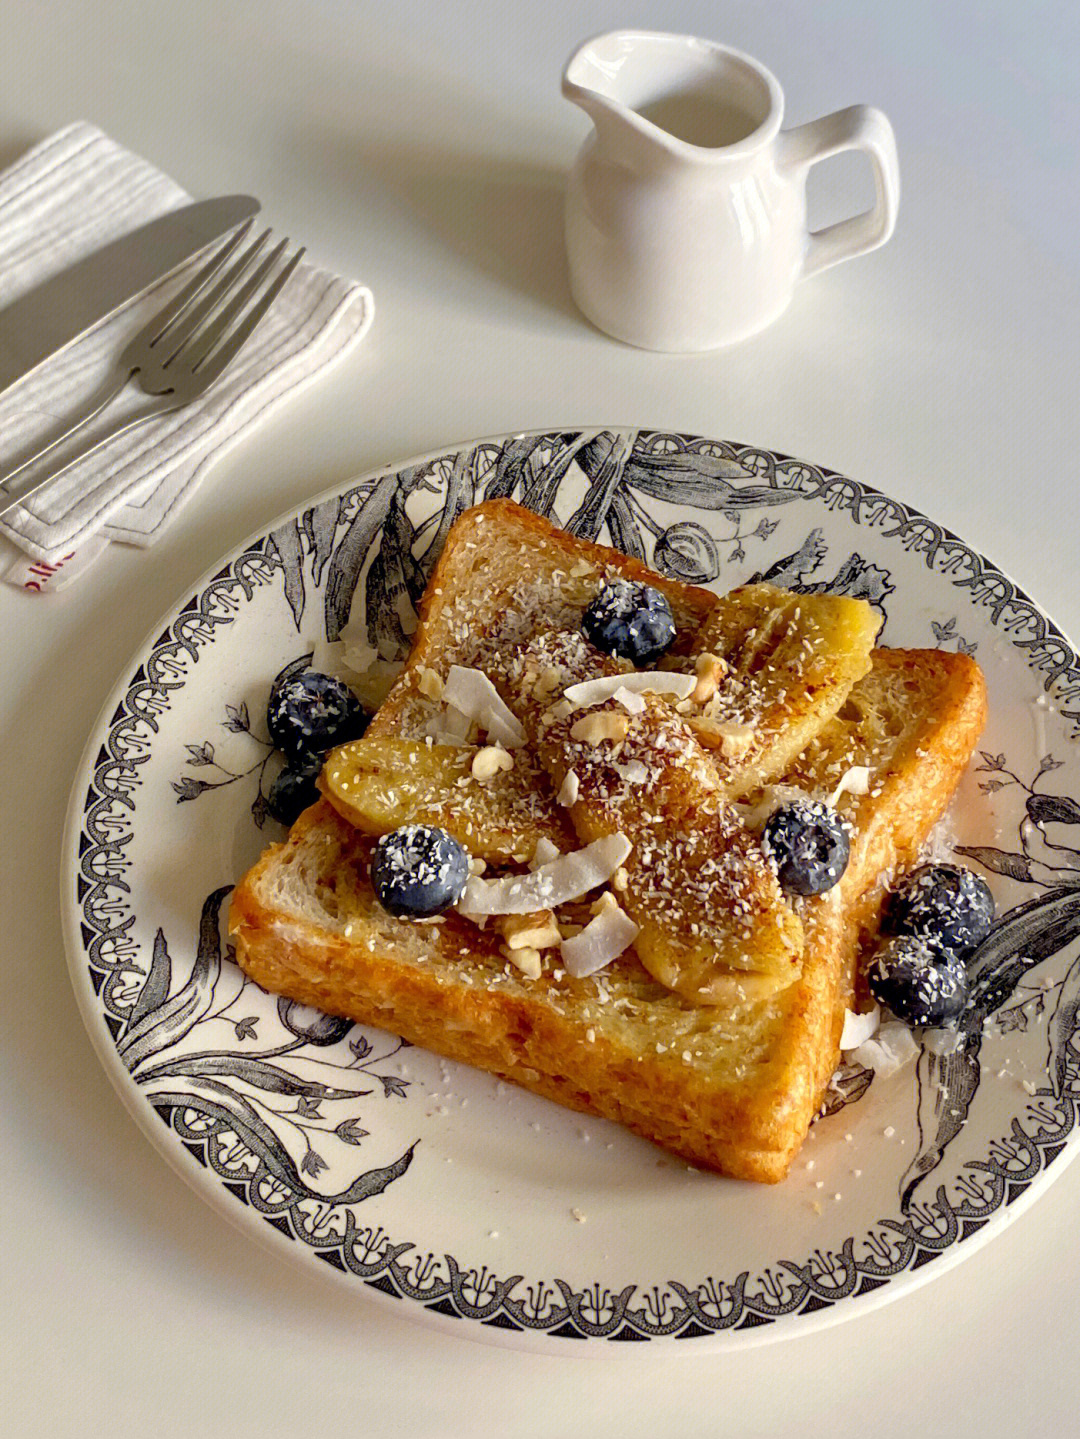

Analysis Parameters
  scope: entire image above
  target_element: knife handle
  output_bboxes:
[0,391,174,524]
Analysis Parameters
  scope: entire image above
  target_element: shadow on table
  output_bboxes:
[0,130,43,173]
[359,143,576,318]
[282,122,580,327]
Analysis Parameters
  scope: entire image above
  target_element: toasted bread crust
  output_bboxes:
[416,498,718,644]
[229,799,821,1180]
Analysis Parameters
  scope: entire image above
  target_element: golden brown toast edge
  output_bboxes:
[369,499,718,740]
[414,496,720,651]
[751,647,989,1163]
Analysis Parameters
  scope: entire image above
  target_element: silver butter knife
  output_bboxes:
[0,194,260,395]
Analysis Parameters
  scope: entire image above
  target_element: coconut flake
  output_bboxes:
[848,1021,920,1077]
[426,706,474,745]
[312,631,405,710]
[562,672,696,709]
[560,903,640,978]
[336,614,378,675]
[529,838,561,870]
[922,1025,963,1056]
[613,759,649,785]
[612,686,647,715]
[479,704,524,749]
[457,834,632,917]
[310,635,350,677]
[840,1005,880,1052]
[442,666,525,748]
[830,764,873,807]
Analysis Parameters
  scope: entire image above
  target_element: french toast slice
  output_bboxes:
[229,649,986,1181]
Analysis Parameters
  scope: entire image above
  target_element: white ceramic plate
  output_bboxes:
[64,429,1080,1353]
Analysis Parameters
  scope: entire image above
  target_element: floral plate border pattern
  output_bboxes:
[72,431,1080,1343]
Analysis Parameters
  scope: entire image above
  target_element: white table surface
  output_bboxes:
[3,1,1079,1433]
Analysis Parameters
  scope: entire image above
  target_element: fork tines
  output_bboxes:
[148,222,305,381]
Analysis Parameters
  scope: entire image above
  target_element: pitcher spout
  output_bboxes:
[562,30,783,169]
[562,38,657,172]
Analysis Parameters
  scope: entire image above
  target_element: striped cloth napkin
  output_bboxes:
[0,123,373,590]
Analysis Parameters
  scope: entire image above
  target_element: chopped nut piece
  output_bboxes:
[716,722,756,758]
[612,686,646,715]
[503,944,542,980]
[468,855,487,877]
[570,711,631,746]
[471,745,515,780]
[612,866,629,892]
[496,910,561,951]
[533,666,564,701]
[570,560,595,578]
[557,770,580,807]
[692,652,727,705]
[417,666,445,701]
[540,699,574,727]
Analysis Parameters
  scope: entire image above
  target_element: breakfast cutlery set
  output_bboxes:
[0,213,303,522]
[0,121,373,582]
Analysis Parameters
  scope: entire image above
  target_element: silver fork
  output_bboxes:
[0,222,305,522]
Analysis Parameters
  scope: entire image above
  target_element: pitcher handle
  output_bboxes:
[778,105,900,279]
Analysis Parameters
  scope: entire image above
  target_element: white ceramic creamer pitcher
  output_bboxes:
[562,32,900,351]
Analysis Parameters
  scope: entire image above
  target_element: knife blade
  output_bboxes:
[0,194,260,394]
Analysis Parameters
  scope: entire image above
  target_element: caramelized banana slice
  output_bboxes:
[622,812,804,997]
[676,583,881,797]
[320,737,574,864]
[508,630,804,1001]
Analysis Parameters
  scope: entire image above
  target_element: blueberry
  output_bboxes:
[760,799,851,896]
[266,670,368,767]
[267,763,321,826]
[867,935,970,1026]
[370,824,470,920]
[581,581,676,668]
[883,863,995,959]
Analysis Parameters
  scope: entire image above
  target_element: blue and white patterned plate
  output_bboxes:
[63,430,1080,1352]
